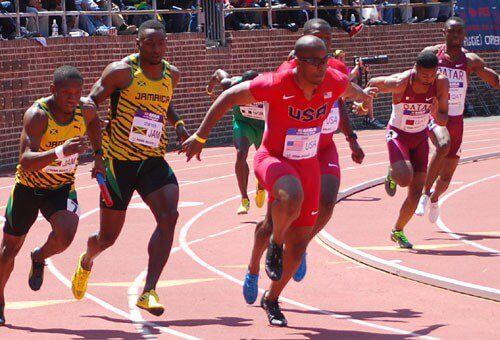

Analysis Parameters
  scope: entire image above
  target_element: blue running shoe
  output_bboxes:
[293,252,307,282]
[243,270,259,304]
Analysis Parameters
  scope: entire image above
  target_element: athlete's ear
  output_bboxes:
[49,83,56,95]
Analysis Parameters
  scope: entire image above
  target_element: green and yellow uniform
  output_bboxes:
[101,54,178,210]
[4,98,84,236]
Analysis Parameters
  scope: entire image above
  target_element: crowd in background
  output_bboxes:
[1,0,453,40]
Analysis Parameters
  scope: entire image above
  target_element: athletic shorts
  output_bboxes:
[233,119,264,149]
[103,157,178,210]
[318,141,341,180]
[254,148,320,227]
[429,116,463,159]
[386,125,429,173]
[3,183,79,237]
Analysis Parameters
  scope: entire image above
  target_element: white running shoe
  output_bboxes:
[415,194,430,216]
[429,202,440,223]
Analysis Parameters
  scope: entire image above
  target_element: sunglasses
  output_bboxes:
[297,56,329,67]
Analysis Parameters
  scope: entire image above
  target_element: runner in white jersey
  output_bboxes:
[362,51,449,248]
[415,17,500,223]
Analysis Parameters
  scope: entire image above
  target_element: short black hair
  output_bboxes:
[303,18,331,34]
[445,16,465,28]
[241,70,259,81]
[138,20,166,38]
[416,51,438,69]
[53,65,83,85]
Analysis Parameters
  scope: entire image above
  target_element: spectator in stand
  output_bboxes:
[121,0,155,27]
[1,0,43,38]
[316,0,364,37]
[334,49,385,129]
[225,0,260,30]
[94,0,138,34]
[27,0,49,36]
[157,0,194,33]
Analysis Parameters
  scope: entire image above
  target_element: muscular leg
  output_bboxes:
[81,208,127,271]
[270,175,304,246]
[424,126,450,196]
[391,159,414,188]
[394,172,426,231]
[248,205,273,275]
[309,174,340,240]
[0,233,26,305]
[266,227,311,301]
[34,211,79,262]
[234,137,251,200]
[142,183,179,293]
[430,158,459,203]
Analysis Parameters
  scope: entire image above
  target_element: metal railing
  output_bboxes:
[0,0,455,42]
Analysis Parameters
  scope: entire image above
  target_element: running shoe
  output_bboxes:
[391,230,413,249]
[0,304,5,326]
[293,252,307,282]
[265,238,283,281]
[243,270,259,304]
[429,202,440,224]
[415,194,430,216]
[136,289,165,316]
[237,198,250,215]
[71,252,91,300]
[260,291,287,327]
[28,248,45,291]
[384,167,397,197]
[255,183,266,209]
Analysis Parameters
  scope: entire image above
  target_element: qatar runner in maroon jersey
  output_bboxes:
[243,19,366,294]
[181,35,376,327]
[415,17,500,223]
[364,51,450,249]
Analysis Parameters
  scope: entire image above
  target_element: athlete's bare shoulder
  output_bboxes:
[422,44,442,54]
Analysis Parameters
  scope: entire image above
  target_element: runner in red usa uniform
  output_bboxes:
[181,35,375,327]
[364,51,449,249]
[415,17,500,223]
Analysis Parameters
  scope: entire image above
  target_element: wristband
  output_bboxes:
[174,120,185,129]
[55,145,65,159]
[193,132,207,144]
[206,88,213,95]
[359,102,368,112]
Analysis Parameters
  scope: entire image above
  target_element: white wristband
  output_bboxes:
[55,145,65,159]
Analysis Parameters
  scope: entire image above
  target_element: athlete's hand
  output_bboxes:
[349,140,365,164]
[175,124,190,147]
[352,102,369,116]
[91,156,106,179]
[362,86,379,100]
[180,135,203,162]
[62,136,87,156]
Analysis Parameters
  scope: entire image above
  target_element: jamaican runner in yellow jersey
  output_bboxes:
[71,20,189,317]
[0,66,104,326]
[206,69,266,215]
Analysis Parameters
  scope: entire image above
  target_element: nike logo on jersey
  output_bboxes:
[456,64,463,67]
[328,163,338,167]
[311,211,319,216]
[426,97,434,102]
[283,95,295,100]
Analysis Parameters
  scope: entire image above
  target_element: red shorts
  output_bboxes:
[318,141,341,180]
[387,125,429,173]
[254,148,320,227]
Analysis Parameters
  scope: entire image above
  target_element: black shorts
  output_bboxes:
[3,183,79,237]
[102,157,178,210]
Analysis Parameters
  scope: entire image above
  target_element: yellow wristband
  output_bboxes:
[206,88,213,95]
[193,132,207,144]
[174,120,185,129]
[360,103,368,112]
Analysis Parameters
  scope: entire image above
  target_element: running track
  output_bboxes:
[1,117,499,339]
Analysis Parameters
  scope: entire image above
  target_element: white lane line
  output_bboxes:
[128,224,249,339]
[436,174,500,254]
[179,193,439,339]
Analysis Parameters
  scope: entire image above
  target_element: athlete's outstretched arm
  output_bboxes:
[468,53,500,89]
[181,81,257,161]
[80,97,105,177]
[89,62,132,106]
[342,81,379,102]
[337,97,365,164]
[434,75,450,126]
[366,73,407,94]
[19,107,86,171]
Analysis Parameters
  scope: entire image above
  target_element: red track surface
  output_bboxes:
[0,117,499,339]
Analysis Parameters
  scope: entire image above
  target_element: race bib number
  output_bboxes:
[401,114,429,133]
[240,103,265,120]
[283,127,321,160]
[43,153,78,174]
[321,101,340,134]
[129,110,164,148]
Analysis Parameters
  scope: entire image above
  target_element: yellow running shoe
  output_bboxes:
[237,198,250,215]
[255,183,266,208]
[136,289,165,316]
[71,252,91,300]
